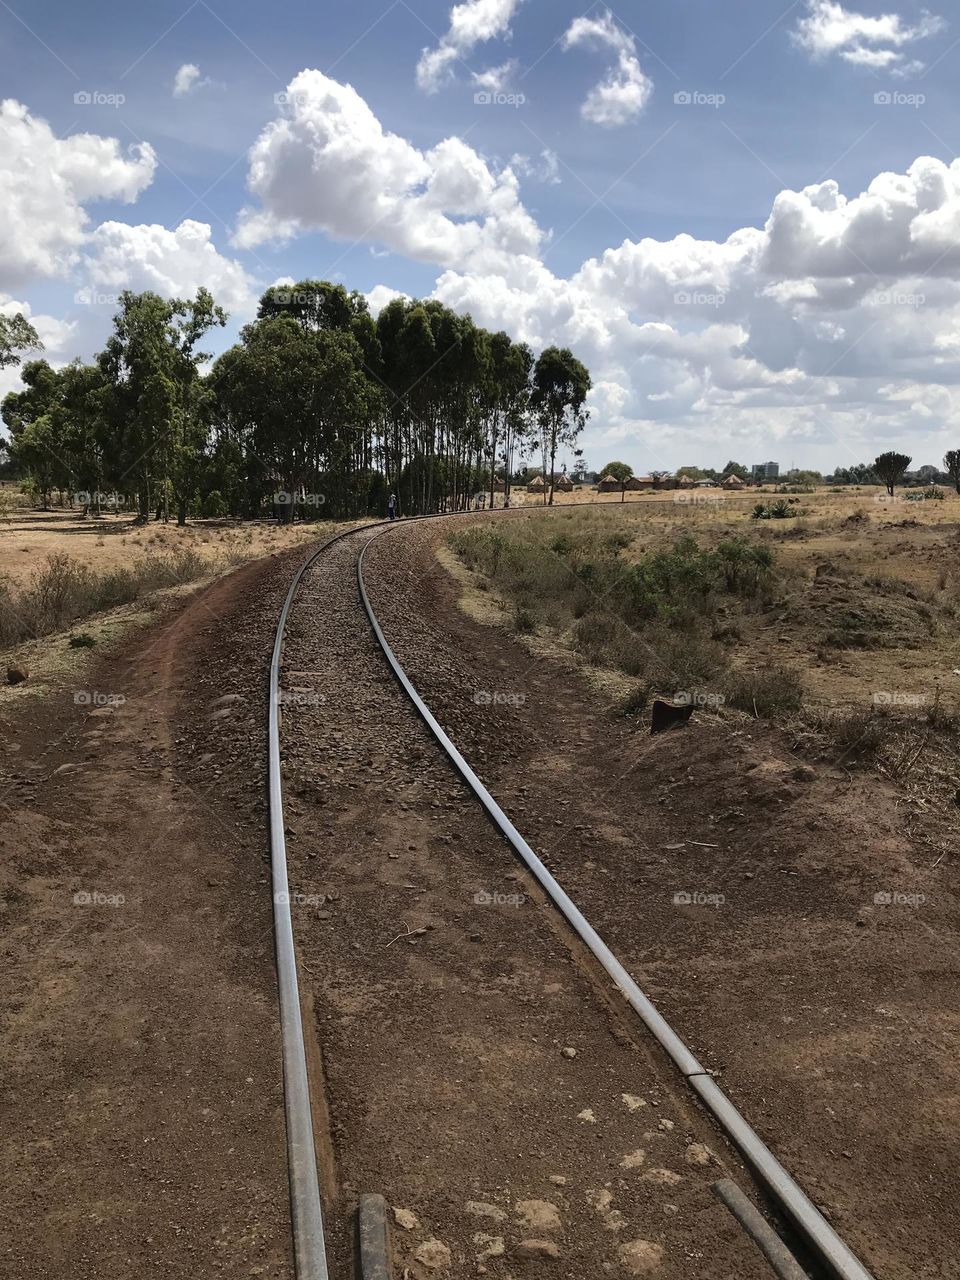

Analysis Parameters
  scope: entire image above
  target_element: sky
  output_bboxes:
[2,0,960,475]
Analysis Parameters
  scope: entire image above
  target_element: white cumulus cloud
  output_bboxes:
[0,100,156,290]
[423,155,960,468]
[84,219,258,314]
[562,10,653,126]
[233,70,542,272]
[173,63,201,96]
[416,0,522,93]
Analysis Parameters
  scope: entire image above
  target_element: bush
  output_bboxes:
[0,548,214,650]
[450,517,787,715]
[202,490,228,518]
[724,664,804,716]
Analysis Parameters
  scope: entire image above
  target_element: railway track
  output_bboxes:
[268,514,878,1280]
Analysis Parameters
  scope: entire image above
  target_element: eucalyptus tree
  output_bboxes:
[531,346,591,505]
[0,312,41,370]
[98,289,225,522]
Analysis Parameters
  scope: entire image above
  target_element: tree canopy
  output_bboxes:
[2,281,593,522]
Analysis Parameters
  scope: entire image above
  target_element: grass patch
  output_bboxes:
[0,548,214,648]
[724,664,805,716]
[449,513,800,718]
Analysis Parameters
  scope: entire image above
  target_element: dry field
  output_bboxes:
[0,504,346,696]
[462,482,960,711]
[448,485,960,868]
[0,504,327,587]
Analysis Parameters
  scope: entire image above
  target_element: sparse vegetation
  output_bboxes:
[450,511,801,713]
[0,548,213,648]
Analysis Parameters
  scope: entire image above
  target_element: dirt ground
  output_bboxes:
[361,515,960,1280]
[274,524,770,1280]
[2,501,957,1279]
[0,553,303,1279]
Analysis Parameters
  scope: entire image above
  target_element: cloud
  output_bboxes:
[562,10,653,126]
[510,148,561,185]
[792,1,944,75]
[472,59,518,95]
[84,219,257,315]
[233,70,542,272]
[173,63,201,96]
[365,284,409,316]
[416,0,522,93]
[0,99,156,290]
[424,155,960,467]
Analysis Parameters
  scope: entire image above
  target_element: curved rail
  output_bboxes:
[356,521,876,1280]
[269,520,395,1279]
[268,512,480,1277]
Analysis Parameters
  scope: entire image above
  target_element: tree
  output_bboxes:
[874,451,912,497]
[0,312,41,370]
[3,279,595,524]
[99,290,225,523]
[944,450,960,495]
[531,347,591,506]
[721,460,750,480]
[602,459,633,503]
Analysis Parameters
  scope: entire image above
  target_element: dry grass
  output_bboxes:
[447,493,960,814]
[0,507,329,588]
[448,512,803,712]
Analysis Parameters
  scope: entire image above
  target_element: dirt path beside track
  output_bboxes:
[360,515,960,1280]
[1,554,300,1280]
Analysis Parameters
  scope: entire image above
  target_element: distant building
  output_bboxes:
[752,461,779,480]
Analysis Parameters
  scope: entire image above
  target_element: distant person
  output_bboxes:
[388,493,397,521]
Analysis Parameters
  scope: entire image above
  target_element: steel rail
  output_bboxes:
[269,519,388,1280]
[268,512,482,1278]
[355,521,877,1280]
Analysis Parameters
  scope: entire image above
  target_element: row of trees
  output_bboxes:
[833,453,960,494]
[0,281,592,521]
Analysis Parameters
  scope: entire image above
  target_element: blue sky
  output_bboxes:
[2,0,960,473]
